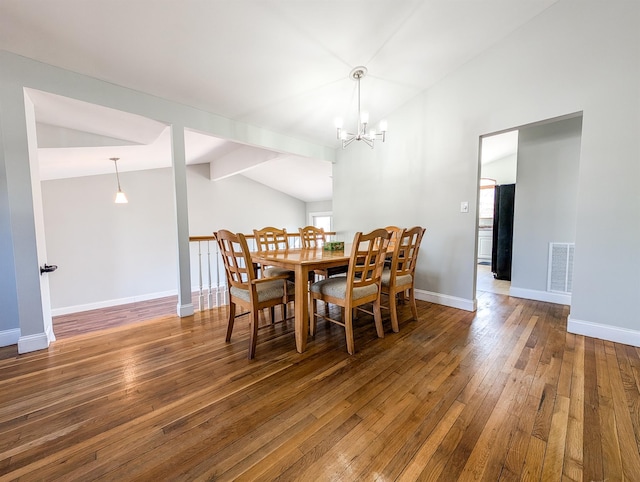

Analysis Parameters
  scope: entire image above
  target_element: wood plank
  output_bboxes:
[0,293,636,480]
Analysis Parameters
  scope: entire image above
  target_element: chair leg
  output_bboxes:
[310,298,317,336]
[409,288,419,321]
[248,308,260,359]
[373,298,385,338]
[281,302,287,321]
[270,306,276,324]
[389,291,400,333]
[225,302,236,342]
[344,306,355,355]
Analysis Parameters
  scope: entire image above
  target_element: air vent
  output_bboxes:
[547,242,575,293]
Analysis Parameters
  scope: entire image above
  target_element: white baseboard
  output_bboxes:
[51,290,179,316]
[509,287,571,306]
[415,289,477,312]
[177,303,195,317]
[18,332,51,354]
[568,316,640,348]
[0,328,20,347]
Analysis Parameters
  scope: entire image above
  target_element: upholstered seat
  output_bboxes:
[310,276,378,300]
[230,278,294,303]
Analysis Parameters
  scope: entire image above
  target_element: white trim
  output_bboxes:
[18,332,50,354]
[0,328,20,347]
[509,287,571,305]
[415,289,477,312]
[308,211,333,230]
[177,303,194,317]
[50,290,179,316]
[568,316,640,348]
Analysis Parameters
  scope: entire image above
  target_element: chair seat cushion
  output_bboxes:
[264,267,295,279]
[381,268,413,288]
[310,277,378,301]
[231,280,295,303]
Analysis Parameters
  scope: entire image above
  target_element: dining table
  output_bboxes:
[251,247,351,353]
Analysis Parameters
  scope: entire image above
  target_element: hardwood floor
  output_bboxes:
[1,293,639,480]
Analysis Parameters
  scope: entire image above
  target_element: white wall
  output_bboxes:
[42,164,305,313]
[0,49,332,349]
[334,0,640,346]
[187,164,305,235]
[511,116,582,300]
[482,154,517,185]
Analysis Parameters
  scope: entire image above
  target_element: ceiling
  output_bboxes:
[0,0,555,201]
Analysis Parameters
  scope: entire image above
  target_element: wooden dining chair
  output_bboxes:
[309,228,391,355]
[383,225,402,268]
[298,225,326,249]
[299,225,349,281]
[253,226,294,279]
[253,226,295,321]
[214,229,295,359]
[381,226,426,332]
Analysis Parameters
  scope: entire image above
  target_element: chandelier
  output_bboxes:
[334,66,387,149]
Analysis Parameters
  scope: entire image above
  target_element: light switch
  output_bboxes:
[460,201,469,213]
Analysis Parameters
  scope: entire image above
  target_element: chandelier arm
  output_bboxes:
[361,136,374,148]
[342,136,357,149]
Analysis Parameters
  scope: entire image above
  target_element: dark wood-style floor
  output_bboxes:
[1,292,639,480]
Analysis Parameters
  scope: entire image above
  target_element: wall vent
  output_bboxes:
[547,242,575,294]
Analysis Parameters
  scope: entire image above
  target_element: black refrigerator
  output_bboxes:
[491,183,515,280]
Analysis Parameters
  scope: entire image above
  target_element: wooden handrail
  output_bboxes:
[189,231,337,243]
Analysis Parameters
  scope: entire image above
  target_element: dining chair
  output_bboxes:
[384,225,402,268]
[253,226,294,279]
[214,229,295,359]
[253,226,295,321]
[298,225,326,249]
[309,228,391,355]
[384,225,402,251]
[298,225,348,281]
[381,226,426,332]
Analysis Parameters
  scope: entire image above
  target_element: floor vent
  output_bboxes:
[547,242,575,294]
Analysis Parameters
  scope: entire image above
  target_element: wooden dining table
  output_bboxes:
[251,247,351,353]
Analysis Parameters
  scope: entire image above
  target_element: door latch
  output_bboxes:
[40,264,58,275]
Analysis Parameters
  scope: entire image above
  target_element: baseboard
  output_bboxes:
[0,328,20,347]
[415,289,477,312]
[509,287,571,305]
[51,290,179,316]
[568,316,640,348]
[18,332,51,354]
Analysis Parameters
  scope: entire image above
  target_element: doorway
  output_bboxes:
[476,130,518,295]
[475,113,582,304]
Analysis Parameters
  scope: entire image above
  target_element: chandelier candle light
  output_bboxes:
[110,157,128,204]
[335,66,387,149]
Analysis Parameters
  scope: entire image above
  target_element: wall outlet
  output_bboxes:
[460,201,469,213]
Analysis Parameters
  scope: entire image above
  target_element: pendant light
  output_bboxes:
[110,157,128,204]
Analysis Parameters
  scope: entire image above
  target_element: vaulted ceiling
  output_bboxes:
[0,0,553,201]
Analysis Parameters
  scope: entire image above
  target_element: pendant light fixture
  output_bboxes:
[334,66,387,149]
[110,157,128,204]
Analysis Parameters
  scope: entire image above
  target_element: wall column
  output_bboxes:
[170,124,194,317]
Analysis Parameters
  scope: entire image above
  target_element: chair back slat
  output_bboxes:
[253,227,289,251]
[299,226,326,248]
[392,226,426,279]
[348,228,391,298]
